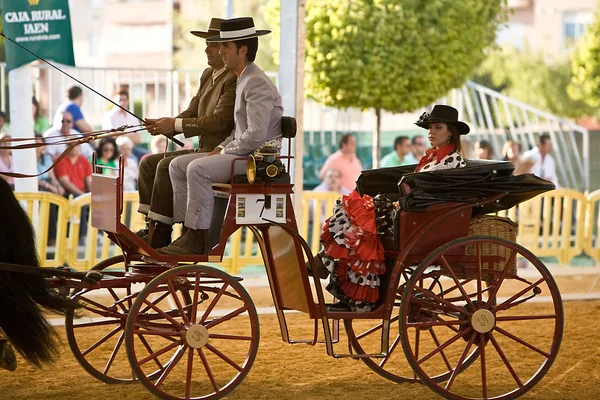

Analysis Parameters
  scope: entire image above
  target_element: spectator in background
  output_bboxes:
[35,135,64,195]
[501,140,522,164]
[314,168,352,195]
[319,133,362,191]
[93,138,119,175]
[474,139,494,160]
[102,89,148,161]
[53,144,92,198]
[116,136,139,191]
[150,136,167,155]
[0,134,14,189]
[380,136,413,167]
[0,111,10,135]
[521,134,558,187]
[32,97,50,135]
[53,86,94,135]
[408,135,426,163]
[43,111,94,159]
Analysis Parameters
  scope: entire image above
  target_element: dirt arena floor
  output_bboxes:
[2,275,600,400]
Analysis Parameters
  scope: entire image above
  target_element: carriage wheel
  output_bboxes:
[399,236,563,400]
[125,265,259,400]
[344,265,480,384]
[65,254,170,384]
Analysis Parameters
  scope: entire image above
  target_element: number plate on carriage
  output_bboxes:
[235,194,286,224]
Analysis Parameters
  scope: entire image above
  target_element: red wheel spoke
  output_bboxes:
[379,335,400,368]
[140,291,170,314]
[82,326,121,356]
[407,319,464,329]
[418,327,472,365]
[412,286,470,317]
[103,331,125,375]
[489,333,523,388]
[414,329,420,380]
[142,299,184,328]
[79,295,113,313]
[199,283,229,324]
[166,278,190,326]
[480,333,488,400]
[138,341,181,366]
[198,348,220,393]
[445,330,477,391]
[154,345,187,388]
[132,328,182,337]
[357,316,398,340]
[185,348,194,399]
[437,315,460,333]
[439,279,473,298]
[429,328,452,372]
[486,249,517,310]
[74,318,124,329]
[440,255,476,311]
[494,278,545,313]
[190,272,201,324]
[495,314,557,322]
[427,276,440,292]
[205,305,248,329]
[494,326,551,357]
[476,242,483,305]
[107,288,128,313]
[209,333,253,341]
[205,343,243,372]
[137,333,165,371]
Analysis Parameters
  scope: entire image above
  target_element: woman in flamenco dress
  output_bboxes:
[315,105,470,311]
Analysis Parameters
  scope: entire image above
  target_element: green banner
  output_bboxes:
[2,0,75,71]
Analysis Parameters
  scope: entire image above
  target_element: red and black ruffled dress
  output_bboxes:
[320,190,394,311]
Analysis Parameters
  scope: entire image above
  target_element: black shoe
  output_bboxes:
[327,301,351,312]
[145,222,173,249]
[135,216,151,238]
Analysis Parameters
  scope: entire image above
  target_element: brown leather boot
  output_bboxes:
[135,216,151,238]
[157,229,208,255]
[145,221,173,249]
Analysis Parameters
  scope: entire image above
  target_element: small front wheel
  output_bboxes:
[125,265,259,400]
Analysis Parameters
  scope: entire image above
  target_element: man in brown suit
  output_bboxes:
[139,18,236,247]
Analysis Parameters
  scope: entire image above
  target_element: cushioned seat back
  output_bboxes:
[281,116,297,138]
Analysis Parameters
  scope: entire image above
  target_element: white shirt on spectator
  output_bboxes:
[102,107,141,130]
[120,156,139,191]
[522,147,559,187]
[42,126,95,159]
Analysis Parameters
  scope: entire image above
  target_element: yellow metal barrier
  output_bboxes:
[16,188,594,272]
[15,192,70,268]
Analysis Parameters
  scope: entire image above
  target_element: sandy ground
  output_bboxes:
[2,287,600,400]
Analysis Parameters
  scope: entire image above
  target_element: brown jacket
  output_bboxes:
[176,67,236,151]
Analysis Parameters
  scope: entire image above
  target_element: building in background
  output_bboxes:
[499,0,597,57]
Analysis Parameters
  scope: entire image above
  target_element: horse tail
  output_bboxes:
[0,272,76,367]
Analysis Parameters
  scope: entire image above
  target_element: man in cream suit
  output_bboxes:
[137,18,237,248]
[160,17,283,255]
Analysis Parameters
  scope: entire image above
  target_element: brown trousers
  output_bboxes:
[137,149,201,224]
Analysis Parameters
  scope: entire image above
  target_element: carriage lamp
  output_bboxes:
[246,146,285,185]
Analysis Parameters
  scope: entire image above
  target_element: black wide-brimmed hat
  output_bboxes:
[191,18,225,38]
[415,105,470,135]
[206,17,271,42]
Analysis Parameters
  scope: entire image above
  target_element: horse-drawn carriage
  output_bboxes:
[6,118,561,400]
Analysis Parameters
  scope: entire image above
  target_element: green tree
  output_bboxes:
[569,6,600,112]
[303,0,507,163]
[472,46,593,120]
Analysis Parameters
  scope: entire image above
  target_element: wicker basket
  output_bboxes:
[451,215,518,280]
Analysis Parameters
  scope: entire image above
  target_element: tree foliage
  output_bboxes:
[304,0,507,113]
[472,46,594,119]
[569,7,600,111]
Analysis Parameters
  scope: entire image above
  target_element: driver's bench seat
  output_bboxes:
[207,116,297,248]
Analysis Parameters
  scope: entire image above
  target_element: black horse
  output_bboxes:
[0,177,76,370]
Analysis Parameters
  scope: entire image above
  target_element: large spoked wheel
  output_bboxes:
[400,236,563,400]
[124,265,260,400]
[345,265,479,383]
[65,254,158,384]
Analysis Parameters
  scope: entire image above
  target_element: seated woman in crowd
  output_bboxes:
[92,137,119,175]
[314,105,469,312]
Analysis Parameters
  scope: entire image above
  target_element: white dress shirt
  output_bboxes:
[522,147,559,187]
